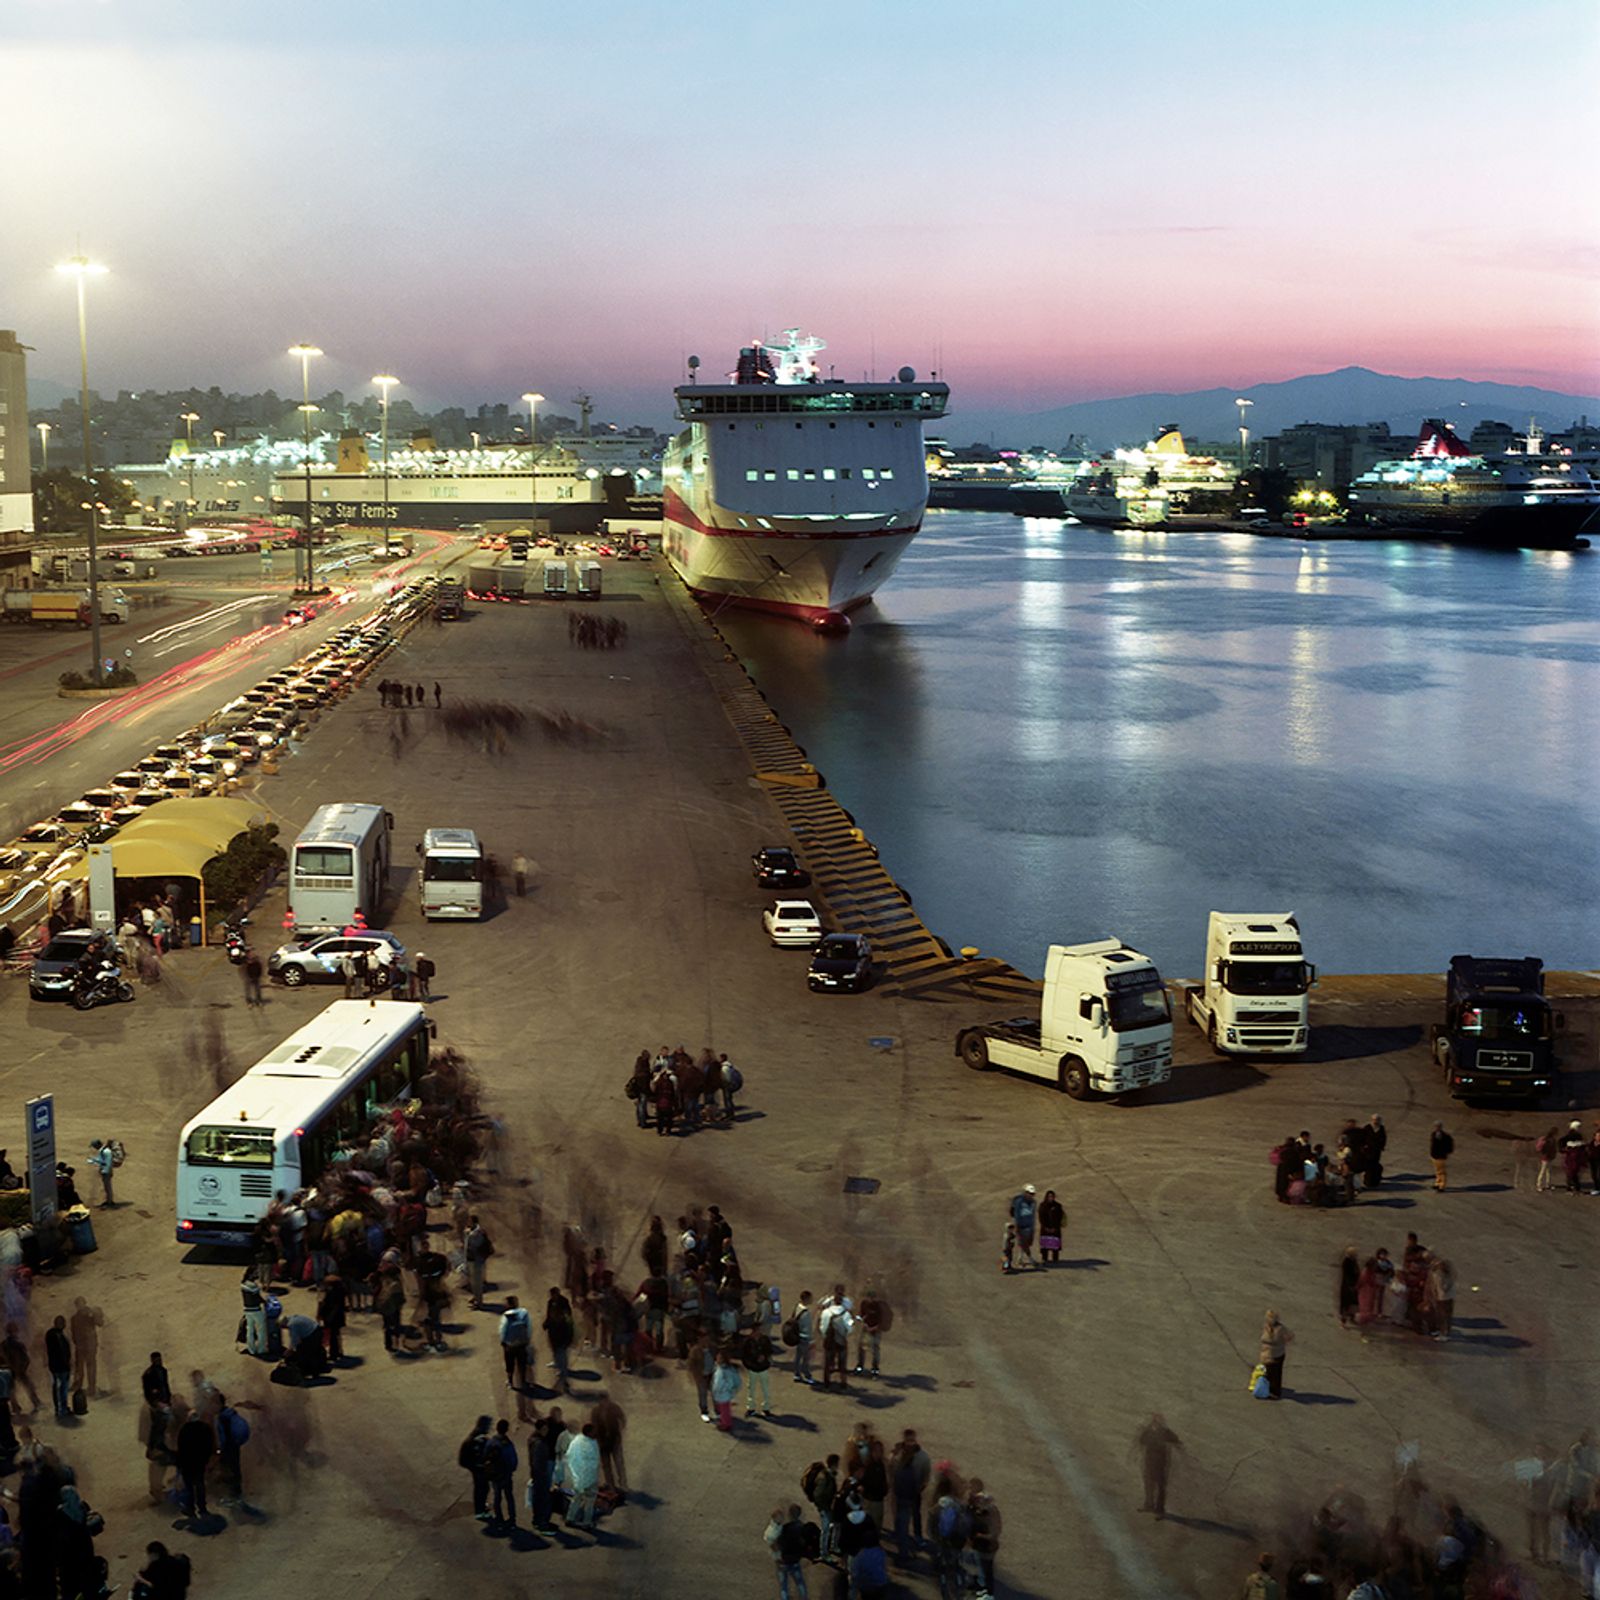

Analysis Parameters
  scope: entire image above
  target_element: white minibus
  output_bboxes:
[289,802,392,932]
[419,827,484,920]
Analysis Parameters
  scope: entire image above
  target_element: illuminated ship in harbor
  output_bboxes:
[1346,421,1600,548]
[661,332,950,630]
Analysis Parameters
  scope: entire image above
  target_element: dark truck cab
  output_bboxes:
[1432,955,1561,1101]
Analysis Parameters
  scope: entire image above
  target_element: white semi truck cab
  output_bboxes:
[955,938,1173,1100]
[1181,912,1314,1055]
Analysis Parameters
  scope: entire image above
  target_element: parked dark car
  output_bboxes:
[751,845,809,888]
[808,933,873,993]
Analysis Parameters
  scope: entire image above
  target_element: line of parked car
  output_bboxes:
[4,575,441,959]
[751,845,875,993]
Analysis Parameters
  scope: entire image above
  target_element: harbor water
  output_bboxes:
[718,512,1600,981]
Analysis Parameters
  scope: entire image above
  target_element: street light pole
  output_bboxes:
[373,374,399,554]
[180,409,200,528]
[521,391,544,532]
[288,343,322,592]
[56,254,109,684]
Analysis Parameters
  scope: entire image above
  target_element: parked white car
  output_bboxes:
[763,899,822,948]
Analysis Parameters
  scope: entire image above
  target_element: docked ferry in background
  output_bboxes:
[1346,421,1600,548]
[662,332,949,630]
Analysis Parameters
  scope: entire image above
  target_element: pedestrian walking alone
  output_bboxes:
[1136,1414,1182,1518]
[242,946,264,1007]
[433,682,442,707]
[499,1295,532,1391]
[1258,1309,1292,1400]
[1430,1121,1455,1191]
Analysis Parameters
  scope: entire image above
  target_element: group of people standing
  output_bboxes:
[457,1397,624,1536]
[1336,1234,1457,1341]
[1001,1184,1065,1272]
[627,1046,744,1135]
[377,679,441,708]
[1273,1117,1389,1206]
[1531,1120,1600,1194]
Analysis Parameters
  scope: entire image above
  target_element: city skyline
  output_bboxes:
[4,0,1597,421]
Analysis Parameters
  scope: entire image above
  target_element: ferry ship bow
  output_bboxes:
[662,332,950,630]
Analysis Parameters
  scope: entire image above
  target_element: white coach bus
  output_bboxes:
[289,802,393,932]
[419,827,484,920]
[175,999,428,1246]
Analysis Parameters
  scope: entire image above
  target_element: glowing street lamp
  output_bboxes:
[521,392,544,531]
[36,421,50,474]
[179,410,200,525]
[373,374,400,551]
[55,254,109,683]
[1235,396,1254,475]
[288,343,322,590]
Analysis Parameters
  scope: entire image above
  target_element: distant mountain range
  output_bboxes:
[952,367,1600,450]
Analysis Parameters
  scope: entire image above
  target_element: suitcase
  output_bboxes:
[71,1387,88,1416]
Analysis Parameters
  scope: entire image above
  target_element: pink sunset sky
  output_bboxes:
[3,0,1597,423]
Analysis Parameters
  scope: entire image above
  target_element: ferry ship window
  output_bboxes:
[863,469,876,480]
[803,471,816,481]
[823,469,837,481]
[787,470,800,481]
[764,472,776,481]
[841,469,851,479]
[745,470,758,481]
[881,469,895,479]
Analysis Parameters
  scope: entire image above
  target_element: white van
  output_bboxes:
[419,827,484,920]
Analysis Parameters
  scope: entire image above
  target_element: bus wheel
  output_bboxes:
[960,1033,989,1072]
[281,965,306,987]
[1060,1057,1090,1100]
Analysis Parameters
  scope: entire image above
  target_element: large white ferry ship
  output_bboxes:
[662,332,950,629]
[1346,421,1600,548]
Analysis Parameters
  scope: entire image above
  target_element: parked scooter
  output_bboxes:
[72,959,135,1011]
[223,919,248,965]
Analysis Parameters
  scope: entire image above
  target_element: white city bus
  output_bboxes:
[289,802,393,932]
[175,999,428,1246]
[419,827,484,920]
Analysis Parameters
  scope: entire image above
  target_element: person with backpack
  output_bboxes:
[802,1456,839,1561]
[933,1493,972,1599]
[716,1053,744,1121]
[819,1297,853,1390]
[458,1414,493,1521]
[789,1290,815,1386]
[742,1325,774,1418]
[486,1418,518,1528]
[1009,1185,1039,1269]
[215,1394,250,1505]
[764,1503,810,1599]
[1430,1122,1456,1192]
[499,1295,532,1391]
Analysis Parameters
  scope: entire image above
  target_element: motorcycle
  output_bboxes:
[223,920,248,965]
[72,960,135,1011]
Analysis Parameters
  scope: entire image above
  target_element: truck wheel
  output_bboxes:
[1207,1016,1224,1056]
[1059,1057,1090,1100]
[960,1033,989,1072]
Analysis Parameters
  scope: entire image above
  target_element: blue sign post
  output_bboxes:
[26,1095,56,1225]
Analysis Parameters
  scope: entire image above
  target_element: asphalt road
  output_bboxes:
[0,560,1594,1600]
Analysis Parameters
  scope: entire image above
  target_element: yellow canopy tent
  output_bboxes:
[109,797,273,946]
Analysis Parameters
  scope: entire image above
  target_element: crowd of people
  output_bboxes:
[376,679,442,708]
[1272,1118,1395,1206]
[770,1425,1003,1600]
[1336,1235,1458,1341]
[456,1397,625,1536]
[625,1047,745,1136]
[1529,1121,1600,1194]
[233,1046,492,1380]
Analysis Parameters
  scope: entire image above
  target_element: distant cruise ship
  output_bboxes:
[1346,422,1600,548]
[661,332,950,630]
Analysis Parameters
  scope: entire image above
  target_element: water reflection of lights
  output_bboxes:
[1285,622,1325,763]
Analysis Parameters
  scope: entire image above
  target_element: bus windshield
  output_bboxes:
[424,857,480,882]
[185,1125,275,1165]
[1225,960,1310,995]
[295,846,354,879]
[1107,977,1171,1033]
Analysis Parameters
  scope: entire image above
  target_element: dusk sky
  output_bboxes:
[5,0,1598,424]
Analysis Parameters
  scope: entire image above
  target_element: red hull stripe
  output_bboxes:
[688,588,859,629]
[663,487,918,542]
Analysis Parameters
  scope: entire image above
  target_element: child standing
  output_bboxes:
[1001,1221,1017,1274]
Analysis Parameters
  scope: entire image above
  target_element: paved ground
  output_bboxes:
[0,554,1595,1599]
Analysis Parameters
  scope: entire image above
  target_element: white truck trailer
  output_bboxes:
[954,938,1173,1099]
[1179,912,1314,1055]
